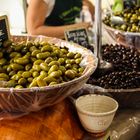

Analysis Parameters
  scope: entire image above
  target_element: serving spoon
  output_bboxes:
[94,0,113,77]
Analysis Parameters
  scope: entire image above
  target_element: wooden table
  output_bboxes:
[0,99,99,140]
[0,99,139,140]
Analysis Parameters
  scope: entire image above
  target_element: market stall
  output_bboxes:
[0,0,140,140]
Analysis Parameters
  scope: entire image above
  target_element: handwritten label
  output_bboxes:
[64,28,90,48]
[0,15,10,46]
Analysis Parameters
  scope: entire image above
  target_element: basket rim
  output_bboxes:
[103,23,140,36]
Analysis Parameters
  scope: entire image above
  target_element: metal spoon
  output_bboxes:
[94,0,113,76]
[110,16,124,25]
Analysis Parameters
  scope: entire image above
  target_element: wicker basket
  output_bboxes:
[103,23,140,48]
[73,84,140,109]
[0,35,98,120]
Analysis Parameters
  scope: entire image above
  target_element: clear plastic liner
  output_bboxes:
[73,84,140,140]
[0,35,98,120]
[103,23,140,49]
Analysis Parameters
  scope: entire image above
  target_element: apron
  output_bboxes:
[44,0,82,26]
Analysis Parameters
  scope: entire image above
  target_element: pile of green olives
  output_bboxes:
[103,6,140,32]
[0,40,85,88]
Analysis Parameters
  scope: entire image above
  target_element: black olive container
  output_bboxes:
[74,84,140,109]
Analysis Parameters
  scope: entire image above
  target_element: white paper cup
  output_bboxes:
[75,94,118,133]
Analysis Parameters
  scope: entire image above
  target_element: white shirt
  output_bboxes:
[43,0,55,17]
[27,0,55,17]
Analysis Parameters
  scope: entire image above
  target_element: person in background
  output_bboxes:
[26,0,94,38]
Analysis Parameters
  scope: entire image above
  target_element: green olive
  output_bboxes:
[40,71,48,77]
[0,78,7,81]
[30,57,37,63]
[49,81,58,86]
[14,58,29,65]
[10,52,21,58]
[14,44,24,51]
[9,71,16,76]
[17,71,24,75]
[33,59,44,65]
[25,64,32,71]
[65,70,77,79]
[22,71,32,78]
[44,76,57,84]
[48,65,59,74]
[32,71,40,78]
[15,85,23,89]
[75,58,82,64]
[7,65,12,72]
[0,73,9,80]
[59,66,66,74]
[0,52,3,58]
[18,78,27,85]
[41,45,53,52]
[0,66,5,73]
[45,57,53,64]
[61,48,68,54]
[7,80,17,87]
[49,71,62,78]
[65,64,72,69]
[27,77,33,83]
[10,63,24,71]
[3,65,8,71]
[67,52,75,58]
[36,52,50,59]
[29,45,37,52]
[11,74,22,81]
[31,50,41,57]
[78,67,85,73]
[0,58,7,65]
[29,79,37,88]
[36,79,47,87]
[48,61,60,67]
[58,58,65,65]
[37,73,47,80]
[40,63,50,71]
[23,52,31,59]
[32,65,41,71]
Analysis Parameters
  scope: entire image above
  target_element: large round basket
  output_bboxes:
[103,23,140,48]
[0,35,98,120]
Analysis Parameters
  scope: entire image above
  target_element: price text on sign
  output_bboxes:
[64,28,89,48]
[0,15,10,46]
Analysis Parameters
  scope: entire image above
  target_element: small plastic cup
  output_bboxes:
[75,94,118,135]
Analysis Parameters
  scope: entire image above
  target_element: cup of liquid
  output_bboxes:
[73,94,118,136]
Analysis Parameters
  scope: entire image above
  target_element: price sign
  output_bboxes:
[64,28,90,48]
[0,15,10,46]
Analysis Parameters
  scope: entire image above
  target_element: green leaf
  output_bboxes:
[112,0,123,12]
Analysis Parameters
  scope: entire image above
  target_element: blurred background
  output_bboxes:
[0,0,27,34]
[0,0,114,35]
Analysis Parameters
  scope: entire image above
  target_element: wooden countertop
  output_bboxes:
[0,99,97,140]
[0,99,139,140]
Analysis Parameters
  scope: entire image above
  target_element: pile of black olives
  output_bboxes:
[102,44,140,71]
[103,5,140,32]
[88,44,140,89]
[0,40,85,88]
[93,71,140,89]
